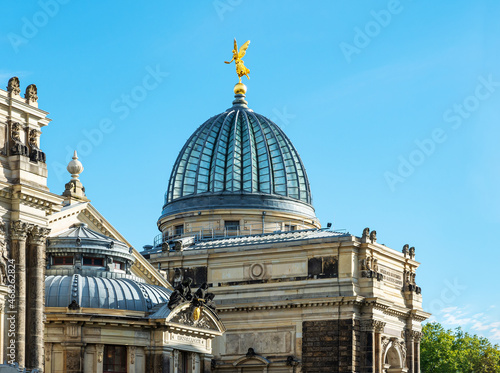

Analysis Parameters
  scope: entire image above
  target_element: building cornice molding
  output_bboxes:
[217,296,365,313]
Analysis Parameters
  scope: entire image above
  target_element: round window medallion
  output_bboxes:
[250,263,264,278]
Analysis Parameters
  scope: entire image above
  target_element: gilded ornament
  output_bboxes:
[225,38,251,84]
[193,306,201,321]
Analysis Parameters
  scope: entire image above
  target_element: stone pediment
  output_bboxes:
[166,302,225,334]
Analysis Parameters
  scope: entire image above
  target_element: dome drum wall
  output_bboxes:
[158,207,319,242]
[159,93,318,237]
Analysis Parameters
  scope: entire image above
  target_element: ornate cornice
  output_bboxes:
[16,192,56,214]
[82,210,112,237]
[0,189,12,200]
[218,297,365,313]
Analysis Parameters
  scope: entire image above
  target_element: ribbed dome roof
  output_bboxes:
[45,274,171,312]
[162,92,315,218]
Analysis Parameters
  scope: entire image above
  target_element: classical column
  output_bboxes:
[27,225,50,371]
[374,321,386,373]
[404,329,423,373]
[413,331,422,373]
[9,220,29,367]
[360,319,386,373]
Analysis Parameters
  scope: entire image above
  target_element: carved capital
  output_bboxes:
[28,225,51,245]
[360,319,386,332]
[10,220,29,240]
[409,330,422,341]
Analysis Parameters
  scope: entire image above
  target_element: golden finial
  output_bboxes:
[225,38,251,93]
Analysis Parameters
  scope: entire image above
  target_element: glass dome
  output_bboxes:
[161,93,315,219]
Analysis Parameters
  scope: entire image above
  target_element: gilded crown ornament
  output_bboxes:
[225,38,250,94]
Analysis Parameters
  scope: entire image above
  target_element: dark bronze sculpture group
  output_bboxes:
[167,278,216,312]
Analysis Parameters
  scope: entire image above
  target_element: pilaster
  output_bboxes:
[61,342,86,373]
[202,354,213,373]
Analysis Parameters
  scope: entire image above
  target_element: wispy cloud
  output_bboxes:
[435,304,500,343]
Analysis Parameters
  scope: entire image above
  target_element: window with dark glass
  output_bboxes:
[285,224,297,231]
[83,257,104,266]
[225,220,240,235]
[52,256,73,265]
[174,224,184,236]
[103,345,126,373]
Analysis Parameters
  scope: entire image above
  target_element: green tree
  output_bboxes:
[421,322,500,372]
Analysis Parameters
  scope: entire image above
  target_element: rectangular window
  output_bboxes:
[103,345,127,373]
[225,220,240,236]
[284,224,297,231]
[53,256,73,265]
[83,257,104,266]
[174,224,184,237]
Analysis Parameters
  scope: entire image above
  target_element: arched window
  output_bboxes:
[103,345,126,373]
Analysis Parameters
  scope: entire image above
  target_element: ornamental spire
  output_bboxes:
[62,151,89,204]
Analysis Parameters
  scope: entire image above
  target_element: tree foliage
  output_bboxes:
[421,322,500,372]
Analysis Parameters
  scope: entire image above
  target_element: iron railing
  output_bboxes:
[152,221,316,249]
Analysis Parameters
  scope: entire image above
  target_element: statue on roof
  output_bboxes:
[225,38,251,83]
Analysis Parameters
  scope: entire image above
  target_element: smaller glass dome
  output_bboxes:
[45,223,171,311]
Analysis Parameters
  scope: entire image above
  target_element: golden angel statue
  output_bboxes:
[225,39,250,83]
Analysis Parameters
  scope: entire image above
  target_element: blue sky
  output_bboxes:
[2,1,499,342]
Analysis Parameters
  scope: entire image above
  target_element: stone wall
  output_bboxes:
[302,319,361,373]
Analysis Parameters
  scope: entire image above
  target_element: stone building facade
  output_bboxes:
[0,77,225,372]
[142,84,430,372]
